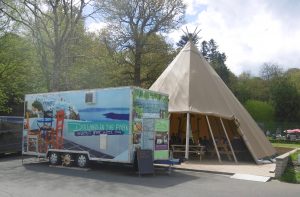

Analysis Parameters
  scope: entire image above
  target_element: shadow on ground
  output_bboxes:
[22,159,199,188]
[0,153,25,162]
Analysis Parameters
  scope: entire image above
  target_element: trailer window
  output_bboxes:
[85,91,96,104]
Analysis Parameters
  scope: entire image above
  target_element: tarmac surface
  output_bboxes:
[0,155,299,197]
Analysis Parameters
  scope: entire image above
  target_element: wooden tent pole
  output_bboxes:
[206,115,222,163]
[197,117,200,140]
[220,118,238,163]
[185,113,190,159]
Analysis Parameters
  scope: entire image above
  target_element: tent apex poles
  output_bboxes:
[220,118,238,163]
[185,113,190,159]
[206,115,222,163]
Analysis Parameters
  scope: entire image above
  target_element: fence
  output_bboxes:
[0,116,23,154]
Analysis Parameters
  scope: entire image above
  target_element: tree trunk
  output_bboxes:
[134,45,142,86]
[50,43,63,91]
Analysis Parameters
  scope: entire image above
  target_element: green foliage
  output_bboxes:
[280,167,300,184]
[286,68,300,93]
[1,0,299,127]
[96,0,185,86]
[0,33,45,114]
[2,1,93,91]
[61,31,115,90]
[233,74,270,103]
[244,100,274,122]
[290,151,300,161]
[101,32,176,88]
[270,76,300,121]
[280,151,300,184]
[140,35,176,88]
[201,39,231,86]
[244,100,276,131]
[260,63,283,80]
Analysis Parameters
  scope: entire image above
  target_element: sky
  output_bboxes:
[86,0,300,76]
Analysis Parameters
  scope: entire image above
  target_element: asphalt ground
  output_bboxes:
[0,154,299,197]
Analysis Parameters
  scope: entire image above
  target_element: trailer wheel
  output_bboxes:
[49,152,61,165]
[62,153,73,167]
[76,154,88,168]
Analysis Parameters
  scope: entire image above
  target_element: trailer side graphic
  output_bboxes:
[22,87,169,167]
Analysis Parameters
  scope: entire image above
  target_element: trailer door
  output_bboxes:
[141,119,155,150]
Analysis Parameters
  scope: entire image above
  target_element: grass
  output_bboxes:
[271,143,300,149]
[269,141,300,183]
[279,151,300,184]
[280,167,300,184]
[290,151,300,161]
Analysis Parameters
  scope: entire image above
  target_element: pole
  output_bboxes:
[185,113,190,159]
[220,118,238,163]
[206,115,221,163]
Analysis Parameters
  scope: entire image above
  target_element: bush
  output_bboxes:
[245,100,274,122]
[280,151,300,184]
[280,167,299,183]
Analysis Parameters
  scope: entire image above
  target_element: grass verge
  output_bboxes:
[280,151,300,184]
[280,167,300,183]
[271,143,300,149]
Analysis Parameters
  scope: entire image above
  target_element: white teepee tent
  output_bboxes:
[150,41,276,163]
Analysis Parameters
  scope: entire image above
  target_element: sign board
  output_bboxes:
[137,149,154,175]
[154,119,169,132]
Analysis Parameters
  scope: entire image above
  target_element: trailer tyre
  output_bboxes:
[76,154,89,168]
[62,153,73,167]
[49,152,61,165]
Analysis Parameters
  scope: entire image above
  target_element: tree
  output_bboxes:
[232,73,271,103]
[140,34,176,87]
[1,0,95,91]
[96,0,186,86]
[270,76,300,122]
[201,39,231,85]
[259,63,283,80]
[98,30,176,88]
[286,68,300,93]
[64,31,119,90]
[0,33,45,114]
[244,100,274,122]
[0,3,10,34]
[244,100,276,132]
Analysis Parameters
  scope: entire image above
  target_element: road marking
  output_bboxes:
[230,173,271,182]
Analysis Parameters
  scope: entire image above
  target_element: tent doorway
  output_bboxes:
[169,113,254,163]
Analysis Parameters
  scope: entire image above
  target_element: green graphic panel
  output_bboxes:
[155,119,169,132]
[154,150,169,160]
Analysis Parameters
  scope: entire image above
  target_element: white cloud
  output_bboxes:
[171,0,300,75]
[86,21,107,33]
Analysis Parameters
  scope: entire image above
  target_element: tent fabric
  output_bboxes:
[150,41,276,162]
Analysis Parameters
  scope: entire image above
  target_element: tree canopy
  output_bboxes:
[95,0,185,86]
[0,1,299,128]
